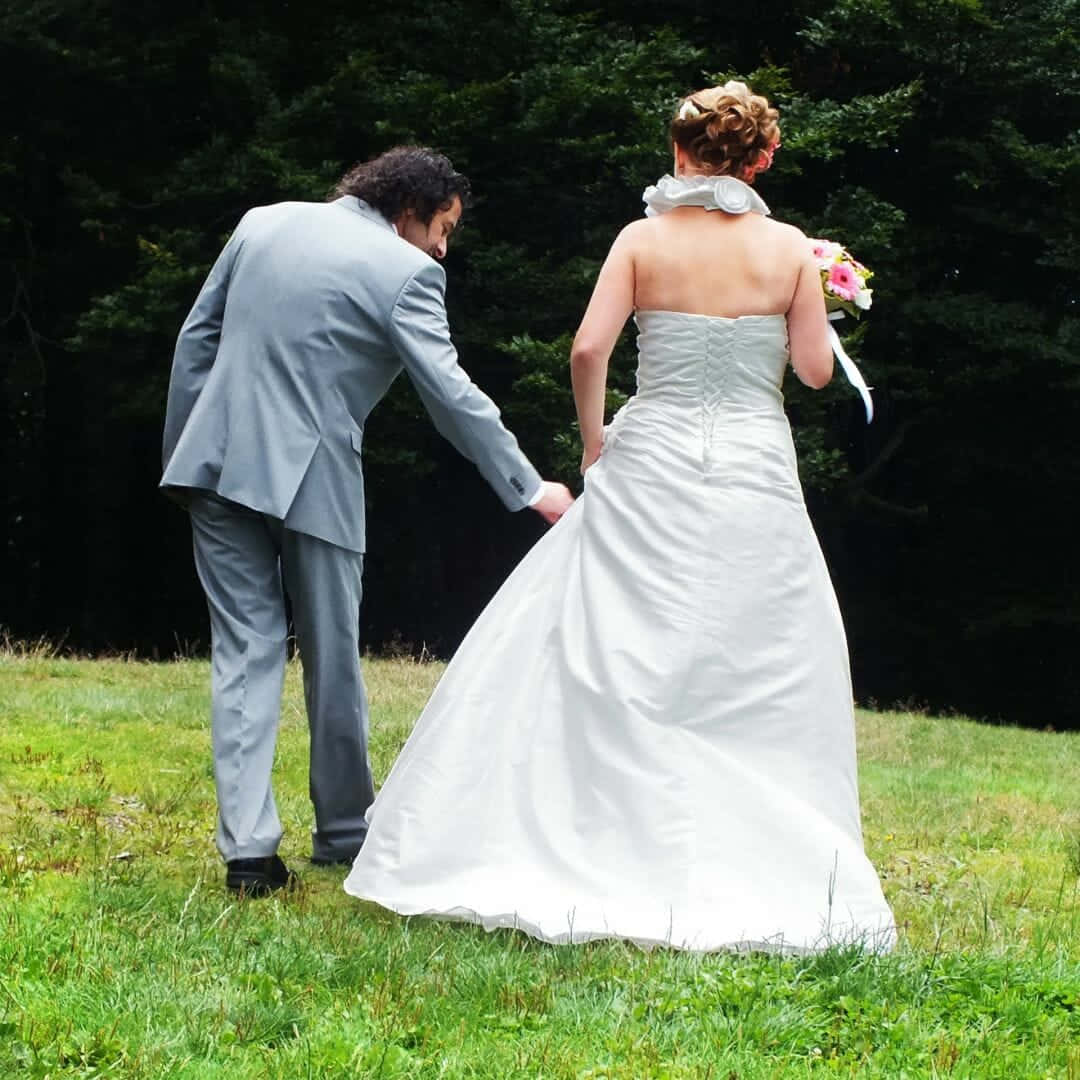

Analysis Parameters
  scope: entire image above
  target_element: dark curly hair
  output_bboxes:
[332,146,472,225]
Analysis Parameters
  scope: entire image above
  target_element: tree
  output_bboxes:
[2,0,1076,724]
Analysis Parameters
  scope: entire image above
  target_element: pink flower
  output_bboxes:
[758,140,780,171]
[810,239,843,261]
[827,261,860,302]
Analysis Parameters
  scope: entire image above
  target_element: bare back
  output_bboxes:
[632,207,804,317]
[572,203,833,405]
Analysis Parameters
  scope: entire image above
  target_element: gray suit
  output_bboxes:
[162,196,541,862]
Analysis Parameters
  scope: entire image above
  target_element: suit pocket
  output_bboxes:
[350,430,364,454]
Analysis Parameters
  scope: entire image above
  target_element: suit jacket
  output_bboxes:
[160,196,542,552]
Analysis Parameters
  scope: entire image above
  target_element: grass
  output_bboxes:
[1,646,1078,1078]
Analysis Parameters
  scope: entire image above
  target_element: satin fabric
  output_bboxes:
[642,173,771,217]
[344,311,896,952]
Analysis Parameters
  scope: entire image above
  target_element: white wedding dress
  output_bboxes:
[344,177,896,953]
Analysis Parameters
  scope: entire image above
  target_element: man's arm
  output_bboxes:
[161,217,248,469]
[388,260,570,518]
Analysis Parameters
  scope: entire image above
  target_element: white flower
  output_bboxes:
[678,100,701,121]
[855,289,872,310]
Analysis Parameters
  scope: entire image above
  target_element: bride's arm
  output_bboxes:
[571,226,637,472]
[787,249,833,389]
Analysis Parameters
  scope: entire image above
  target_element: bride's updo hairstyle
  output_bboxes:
[670,81,780,182]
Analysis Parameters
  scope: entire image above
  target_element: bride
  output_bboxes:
[344,82,896,952]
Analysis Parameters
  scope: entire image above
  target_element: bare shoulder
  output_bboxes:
[762,217,812,252]
[612,218,654,249]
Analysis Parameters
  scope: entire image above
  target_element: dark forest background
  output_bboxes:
[2,0,1077,727]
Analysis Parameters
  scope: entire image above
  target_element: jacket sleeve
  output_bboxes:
[161,215,248,470]
[388,259,543,510]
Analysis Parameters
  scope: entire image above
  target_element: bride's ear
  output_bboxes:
[673,143,698,177]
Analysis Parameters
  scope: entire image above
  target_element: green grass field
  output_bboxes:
[1,647,1078,1078]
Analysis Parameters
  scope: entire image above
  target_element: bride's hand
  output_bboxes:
[580,438,603,475]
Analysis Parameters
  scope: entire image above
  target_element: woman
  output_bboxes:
[344,82,896,953]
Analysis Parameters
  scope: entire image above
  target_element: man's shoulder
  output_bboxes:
[245,199,411,252]
[243,199,317,219]
[322,198,436,276]
[238,198,440,299]
[230,200,325,241]
[242,198,380,225]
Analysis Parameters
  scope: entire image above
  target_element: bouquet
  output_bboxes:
[810,239,873,319]
[808,238,875,421]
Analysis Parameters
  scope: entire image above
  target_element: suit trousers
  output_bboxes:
[188,492,375,862]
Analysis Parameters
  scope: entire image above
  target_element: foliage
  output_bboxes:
[790,0,1080,721]
[0,0,1077,723]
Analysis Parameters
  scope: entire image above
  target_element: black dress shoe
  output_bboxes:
[310,849,361,867]
[225,855,298,897]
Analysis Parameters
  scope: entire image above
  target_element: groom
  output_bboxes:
[161,146,573,897]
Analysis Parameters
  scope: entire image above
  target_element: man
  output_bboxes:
[161,146,573,896]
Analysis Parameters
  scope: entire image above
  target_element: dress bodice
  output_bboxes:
[633,310,789,414]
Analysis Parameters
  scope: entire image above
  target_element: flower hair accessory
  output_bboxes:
[677,99,703,121]
[756,139,780,174]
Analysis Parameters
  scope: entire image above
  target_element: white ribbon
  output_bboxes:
[827,311,874,423]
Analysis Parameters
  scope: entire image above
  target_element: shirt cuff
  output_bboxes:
[526,483,545,507]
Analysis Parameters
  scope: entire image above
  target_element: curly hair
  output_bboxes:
[332,146,472,224]
[670,81,780,182]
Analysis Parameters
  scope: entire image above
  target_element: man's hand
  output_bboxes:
[531,481,574,524]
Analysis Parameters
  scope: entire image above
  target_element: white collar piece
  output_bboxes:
[642,174,770,218]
